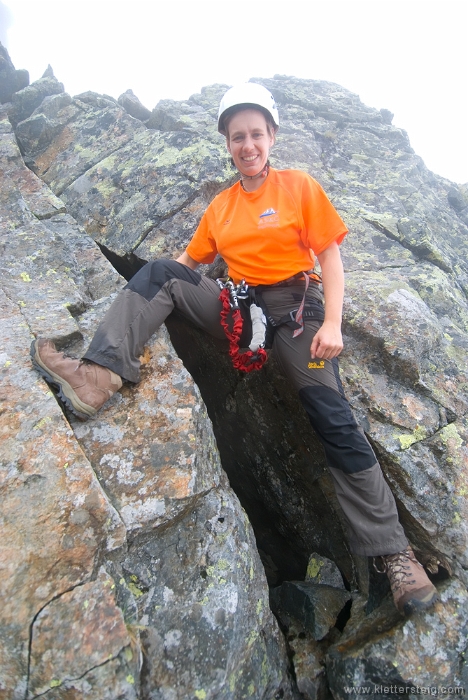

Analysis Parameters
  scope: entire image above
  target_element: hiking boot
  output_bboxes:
[375,546,439,615]
[30,338,122,419]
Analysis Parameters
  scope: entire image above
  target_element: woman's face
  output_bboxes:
[225,109,275,179]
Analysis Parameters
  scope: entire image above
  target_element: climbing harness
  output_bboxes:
[216,278,268,373]
[256,271,323,337]
[292,272,309,338]
[216,271,323,373]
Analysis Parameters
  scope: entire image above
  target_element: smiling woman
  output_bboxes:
[225,109,275,189]
[218,83,279,191]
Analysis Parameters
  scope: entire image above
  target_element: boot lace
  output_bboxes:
[59,349,94,371]
[59,349,79,360]
[373,548,418,592]
[62,351,92,366]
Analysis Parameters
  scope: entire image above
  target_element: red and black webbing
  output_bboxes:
[218,288,267,373]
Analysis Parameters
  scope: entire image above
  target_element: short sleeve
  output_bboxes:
[186,208,218,264]
[301,176,348,254]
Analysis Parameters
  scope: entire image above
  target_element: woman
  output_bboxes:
[31,83,438,615]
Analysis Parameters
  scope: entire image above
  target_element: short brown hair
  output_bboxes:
[223,105,277,139]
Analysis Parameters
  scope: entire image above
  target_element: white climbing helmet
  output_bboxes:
[218,83,279,135]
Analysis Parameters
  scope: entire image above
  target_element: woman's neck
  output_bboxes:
[240,164,270,192]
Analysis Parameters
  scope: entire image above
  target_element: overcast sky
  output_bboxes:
[1,0,467,183]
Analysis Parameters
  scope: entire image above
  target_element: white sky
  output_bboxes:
[1,0,467,183]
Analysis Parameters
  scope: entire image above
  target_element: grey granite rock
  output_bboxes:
[327,578,468,694]
[118,88,151,122]
[273,581,351,640]
[0,48,296,698]
[16,93,146,195]
[15,92,73,159]
[121,485,294,699]
[305,553,346,589]
[286,623,328,700]
[0,41,29,103]
[8,75,64,127]
[28,568,138,696]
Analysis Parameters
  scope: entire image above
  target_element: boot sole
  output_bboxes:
[30,340,96,420]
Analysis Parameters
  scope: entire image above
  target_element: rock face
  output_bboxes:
[0,52,295,699]
[0,43,29,103]
[327,578,468,695]
[118,89,152,122]
[1,42,467,697]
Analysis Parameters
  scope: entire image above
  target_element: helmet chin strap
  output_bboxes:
[239,160,270,187]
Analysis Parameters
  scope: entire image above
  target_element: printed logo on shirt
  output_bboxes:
[223,219,231,225]
[308,360,325,369]
[258,208,280,229]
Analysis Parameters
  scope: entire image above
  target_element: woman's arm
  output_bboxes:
[310,241,344,360]
[176,251,201,270]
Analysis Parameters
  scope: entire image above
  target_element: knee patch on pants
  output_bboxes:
[125,259,202,301]
[299,385,378,474]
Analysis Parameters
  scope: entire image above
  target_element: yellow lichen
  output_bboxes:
[35,416,52,430]
[306,557,323,579]
[396,425,427,450]
[128,582,144,598]
[246,629,258,647]
[439,423,463,451]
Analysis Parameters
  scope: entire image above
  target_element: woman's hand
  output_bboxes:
[313,242,345,360]
[310,321,343,359]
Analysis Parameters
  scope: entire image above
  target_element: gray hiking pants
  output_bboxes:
[84,259,408,556]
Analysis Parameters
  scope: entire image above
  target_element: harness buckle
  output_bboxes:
[227,281,238,309]
[215,276,229,291]
[216,277,249,310]
[289,308,299,322]
[236,279,249,299]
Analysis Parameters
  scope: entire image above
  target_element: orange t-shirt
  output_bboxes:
[186,168,348,285]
